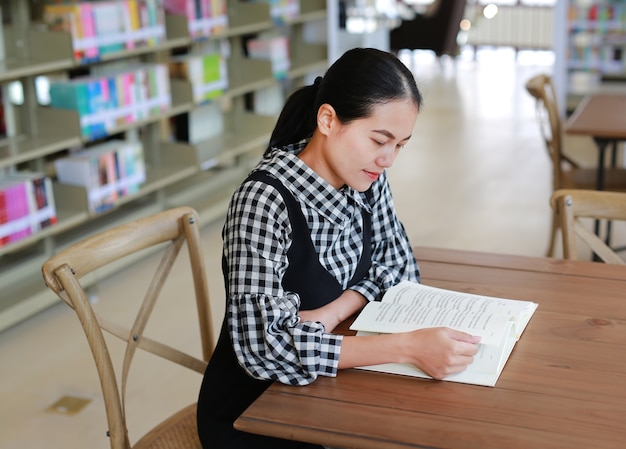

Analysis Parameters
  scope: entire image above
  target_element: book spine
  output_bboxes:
[127,0,144,47]
[87,78,106,140]
[37,176,58,229]
[156,64,171,112]
[0,186,7,246]
[145,0,158,46]
[114,146,126,196]
[93,1,125,56]
[7,182,32,243]
[80,3,99,61]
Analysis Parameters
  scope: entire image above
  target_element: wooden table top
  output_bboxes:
[565,93,626,140]
[234,246,626,449]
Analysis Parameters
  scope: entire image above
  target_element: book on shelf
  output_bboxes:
[43,0,166,63]
[0,173,57,247]
[349,280,538,387]
[247,33,290,80]
[54,140,146,214]
[174,101,223,144]
[49,63,171,140]
[248,0,300,25]
[164,0,228,39]
[169,49,228,104]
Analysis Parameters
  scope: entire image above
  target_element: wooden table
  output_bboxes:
[565,93,626,190]
[235,246,626,449]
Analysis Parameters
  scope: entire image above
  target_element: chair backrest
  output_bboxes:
[41,206,215,449]
[525,73,566,192]
[550,189,626,264]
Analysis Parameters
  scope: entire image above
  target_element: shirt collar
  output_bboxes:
[257,144,372,225]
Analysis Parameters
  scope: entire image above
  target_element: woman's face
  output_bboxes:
[312,98,418,191]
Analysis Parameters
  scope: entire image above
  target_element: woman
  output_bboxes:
[197,47,480,449]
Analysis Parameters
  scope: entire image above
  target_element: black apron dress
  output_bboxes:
[197,171,372,449]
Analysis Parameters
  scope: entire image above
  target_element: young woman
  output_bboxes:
[197,47,480,449]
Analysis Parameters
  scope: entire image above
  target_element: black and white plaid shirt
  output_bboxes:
[223,142,420,386]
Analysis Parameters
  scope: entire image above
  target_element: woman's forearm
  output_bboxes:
[298,289,367,332]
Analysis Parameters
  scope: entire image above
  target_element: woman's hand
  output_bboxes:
[401,327,481,379]
[298,290,367,333]
[340,327,481,379]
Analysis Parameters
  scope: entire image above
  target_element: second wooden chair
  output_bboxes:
[525,74,626,257]
[550,189,626,264]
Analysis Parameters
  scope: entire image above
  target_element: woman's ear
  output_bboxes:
[316,103,336,136]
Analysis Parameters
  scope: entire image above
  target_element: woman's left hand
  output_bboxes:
[298,290,367,332]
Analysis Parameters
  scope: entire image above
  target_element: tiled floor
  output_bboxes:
[0,48,610,449]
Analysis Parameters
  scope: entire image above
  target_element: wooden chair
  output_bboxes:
[525,73,626,257]
[550,189,626,264]
[41,206,215,449]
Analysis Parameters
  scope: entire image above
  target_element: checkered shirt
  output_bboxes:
[223,142,420,386]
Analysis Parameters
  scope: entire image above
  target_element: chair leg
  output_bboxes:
[546,212,558,258]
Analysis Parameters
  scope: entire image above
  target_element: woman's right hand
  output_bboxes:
[340,326,481,380]
[400,327,481,379]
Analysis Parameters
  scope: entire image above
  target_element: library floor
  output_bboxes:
[0,48,613,449]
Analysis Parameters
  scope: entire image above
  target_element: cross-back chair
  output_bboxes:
[525,74,626,257]
[41,206,215,449]
[550,189,626,264]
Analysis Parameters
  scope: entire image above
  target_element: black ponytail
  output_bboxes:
[267,77,322,151]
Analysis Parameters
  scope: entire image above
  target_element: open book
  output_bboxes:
[349,281,538,387]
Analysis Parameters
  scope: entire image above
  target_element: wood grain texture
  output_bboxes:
[235,247,626,449]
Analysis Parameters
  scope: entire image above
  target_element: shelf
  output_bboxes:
[165,164,249,224]
[227,58,275,97]
[289,43,328,78]
[0,0,330,333]
[0,199,164,333]
[0,107,83,169]
[28,22,190,68]
[41,78,192,143]
[193,112,274,169]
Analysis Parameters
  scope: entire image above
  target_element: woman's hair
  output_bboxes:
[267,47,423,152]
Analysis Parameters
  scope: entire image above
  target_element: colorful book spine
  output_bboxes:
[92,2,126,56]
[4,182,32,244]
[87,78,107,139]
[80,3,99,61]
[30,176,58,231]
[127,0,143,47]
[0,185,7,246]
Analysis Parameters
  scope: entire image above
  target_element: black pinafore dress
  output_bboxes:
[197,171,372,449]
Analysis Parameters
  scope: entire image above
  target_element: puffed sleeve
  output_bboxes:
[223,180,342,385]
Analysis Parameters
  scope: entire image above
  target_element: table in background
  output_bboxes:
[565,93,626,190]
[235,246,626,449]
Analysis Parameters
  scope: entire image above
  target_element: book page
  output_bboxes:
[350,281,537,345]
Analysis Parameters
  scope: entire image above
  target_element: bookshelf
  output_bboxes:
[0,0,328,332]
[554,0,626,114]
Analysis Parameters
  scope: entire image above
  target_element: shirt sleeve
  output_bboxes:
[350,171,421,301]
[223,180,342,386]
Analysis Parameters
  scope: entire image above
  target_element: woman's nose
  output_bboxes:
[377,146,397,168]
